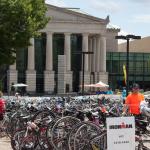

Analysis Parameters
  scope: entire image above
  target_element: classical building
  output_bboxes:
[4,4,120,94]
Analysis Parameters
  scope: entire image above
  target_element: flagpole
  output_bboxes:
[126,39,129,96]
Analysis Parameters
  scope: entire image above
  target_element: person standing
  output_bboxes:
[122,87,126,104]
[107,88,113,95]
[123,83,144,116]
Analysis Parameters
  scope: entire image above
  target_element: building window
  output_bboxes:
[107,52,150,90]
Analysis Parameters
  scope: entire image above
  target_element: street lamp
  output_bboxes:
[115,35,141,96]
[74,51,94,95]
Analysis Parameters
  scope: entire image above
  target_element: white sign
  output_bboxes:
[107,117,135,150]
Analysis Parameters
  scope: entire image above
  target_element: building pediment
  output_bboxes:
[46,4,109,24]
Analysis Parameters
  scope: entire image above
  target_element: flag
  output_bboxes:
[123,64,127,85]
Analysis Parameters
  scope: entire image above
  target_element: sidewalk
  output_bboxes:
[0,138,12,150]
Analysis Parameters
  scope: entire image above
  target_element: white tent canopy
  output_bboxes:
[81,81,109,88]
[94,81,109,88]
[13,83,28,87]
[84,84,95,87]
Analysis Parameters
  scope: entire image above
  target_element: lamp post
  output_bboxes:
[74,51,94,95]
[115,35,141,96]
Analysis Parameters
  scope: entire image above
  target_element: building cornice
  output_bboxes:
[49,20,107,24]
[46,4,109,25]
[107,28,120,32]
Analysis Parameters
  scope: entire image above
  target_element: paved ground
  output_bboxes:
[0,137,150,150]
[0,138,12,150]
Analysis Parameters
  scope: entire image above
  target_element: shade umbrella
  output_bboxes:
[13,83,28,87]
[93,81,109,88]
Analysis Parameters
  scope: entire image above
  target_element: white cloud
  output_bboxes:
[133,14,150,23]
[118,30,129,44]
[89,0,121,13]
[45,0,66,7]
[119,30,128,36]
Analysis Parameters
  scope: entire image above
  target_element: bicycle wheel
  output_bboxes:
[51,116,80,150]
[9,112,19,136]
[91,130,107,150]
[73,122,101,150]
[68,122,102,150]
[0,120,7,138]
[135,130,150,150]
[33,110,56,149]
[32,110,56,125]
[11,128,38,150]
[46,118,60,149]
[0,113,12,138]
[37,125,49,150]
[68,122,87,150]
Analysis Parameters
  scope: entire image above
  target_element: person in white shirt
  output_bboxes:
[140,98,150,117]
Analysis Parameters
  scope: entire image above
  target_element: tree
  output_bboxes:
[0,0,49,65]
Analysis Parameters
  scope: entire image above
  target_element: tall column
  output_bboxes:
[82,33,89,72]
[94,34,101,83]
[65,33,71,71]
[88,37,93,72]
[26,38,36,93]
[100,35,106,72]
[98,35,108,84]
[64,32,72,92]
[93,37,97,73]
[96,35,101,72]
[44,32,55,94]
[27,38,35,70]
[7,55,18,93]
[46,32,53,71]
[80,33,90,89]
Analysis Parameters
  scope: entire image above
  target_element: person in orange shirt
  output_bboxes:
[123,83,144,115]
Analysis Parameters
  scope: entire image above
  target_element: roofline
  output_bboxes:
[46,4,109,25]
[107,28,120,32]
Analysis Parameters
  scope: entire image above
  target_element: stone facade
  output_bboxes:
[65,71,73,92]
[57,55,66,94]
[26,70,36,93]
[7,69,18,92]
[44,71,55,94]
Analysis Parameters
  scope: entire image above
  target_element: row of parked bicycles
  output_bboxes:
[0,95,150,150]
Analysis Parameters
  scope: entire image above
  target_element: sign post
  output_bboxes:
[107,117,135,150]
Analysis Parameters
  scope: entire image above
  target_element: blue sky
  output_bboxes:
[46,0,150,38]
